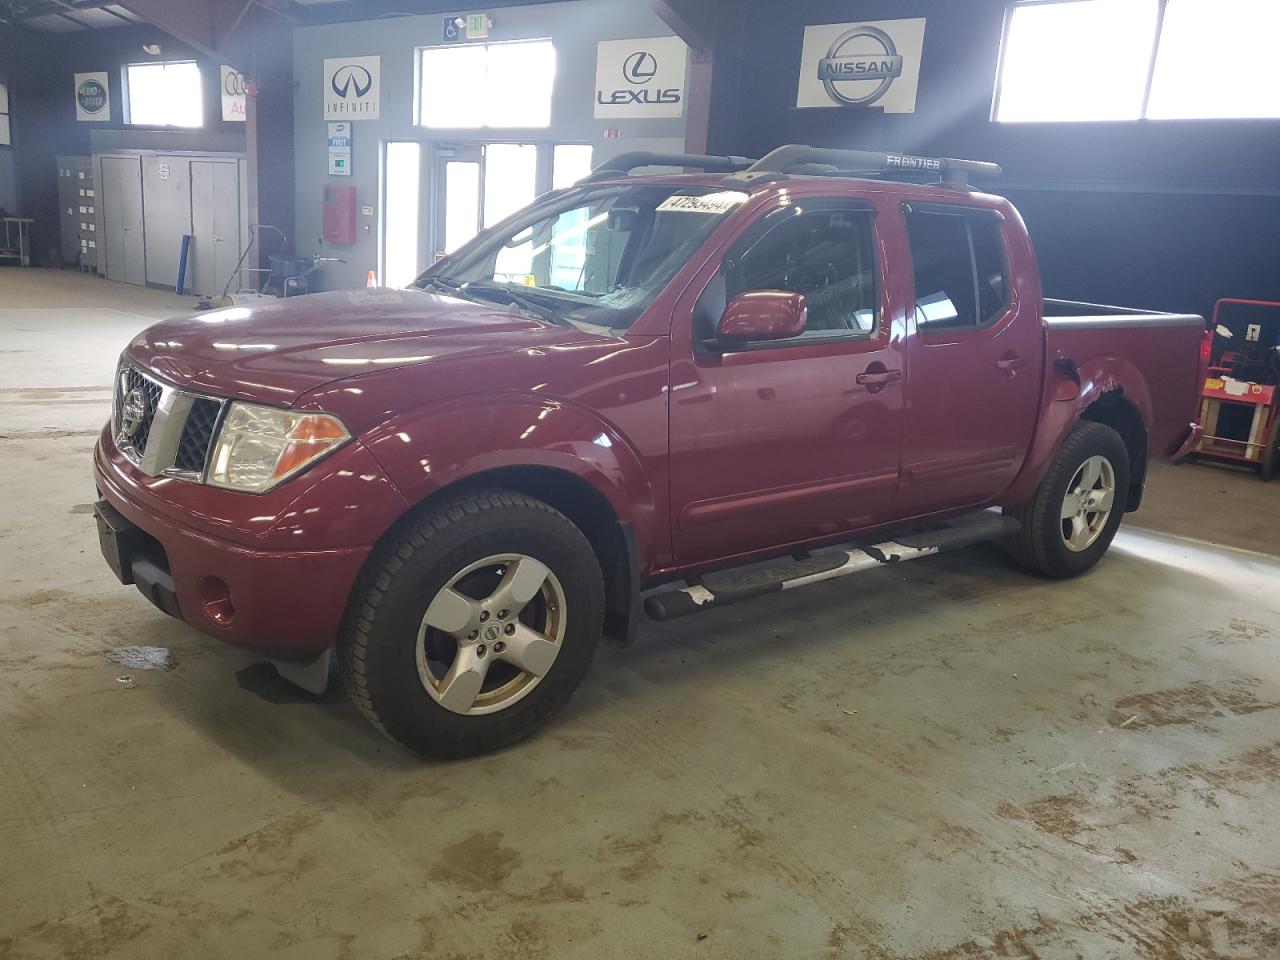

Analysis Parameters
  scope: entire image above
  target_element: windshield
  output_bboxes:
[413,183,748,330]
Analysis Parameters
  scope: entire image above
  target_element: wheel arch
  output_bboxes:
[370,463,641,647]
[1080,390,1148,510]
[1003,355,1153,510]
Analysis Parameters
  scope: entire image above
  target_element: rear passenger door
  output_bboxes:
[668,197,905,566]
[895,203,1040,515]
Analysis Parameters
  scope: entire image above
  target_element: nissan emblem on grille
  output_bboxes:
[118,387,148,447]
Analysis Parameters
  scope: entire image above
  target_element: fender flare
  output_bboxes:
[1001,355,1153,507]
[360,393,659,557]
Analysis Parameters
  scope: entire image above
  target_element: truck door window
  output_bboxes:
[905,208,1008,332]
[725,205,878,338]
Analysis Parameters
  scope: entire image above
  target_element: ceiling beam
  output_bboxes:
[650,0,713,52]
[113,0,249,61]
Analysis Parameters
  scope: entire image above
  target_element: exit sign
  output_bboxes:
[443,13,491,42]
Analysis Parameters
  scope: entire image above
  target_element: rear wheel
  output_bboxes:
[338,490,604,759]
[1006,422,1130,578]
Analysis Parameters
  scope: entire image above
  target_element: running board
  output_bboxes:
[644,510,1020,622]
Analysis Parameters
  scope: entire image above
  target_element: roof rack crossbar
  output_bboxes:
[723,145,1002,189]
[583,152,757,183]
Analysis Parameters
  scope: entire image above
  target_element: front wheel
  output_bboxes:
[338,490,604,759]
[1005,422,1130,578]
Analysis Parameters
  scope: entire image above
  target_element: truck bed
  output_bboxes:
[1042,299,1206,457]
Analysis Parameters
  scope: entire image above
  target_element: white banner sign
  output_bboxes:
[594,36,687,119]
[74,71,111,122]
[221,65,246,122]
[324,55,380,120]
[796,18,926,113]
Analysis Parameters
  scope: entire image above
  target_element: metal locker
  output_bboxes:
[190,161,242,297]
[100,156,145,286]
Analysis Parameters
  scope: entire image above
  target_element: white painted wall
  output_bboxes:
[292,0,689,290]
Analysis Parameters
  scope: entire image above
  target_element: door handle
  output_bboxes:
[996,356,1027,374]
[856,369,902,387]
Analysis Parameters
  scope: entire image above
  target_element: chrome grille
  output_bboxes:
[112,361,226,480]
[174,397,223,474]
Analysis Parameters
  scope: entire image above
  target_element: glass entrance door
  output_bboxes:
[432,143,588,264]
[434,145,484,260]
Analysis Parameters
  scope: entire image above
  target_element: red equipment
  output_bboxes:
[1186,299,1280,480]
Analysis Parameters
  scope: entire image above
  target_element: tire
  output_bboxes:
[1005,422,1130,579]
[338,489,605,759]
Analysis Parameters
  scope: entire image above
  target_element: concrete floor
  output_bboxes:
[2,268,1280,960]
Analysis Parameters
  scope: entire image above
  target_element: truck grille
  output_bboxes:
[113,362,226,480]
[117,365,164,455]
[173,397,223,473]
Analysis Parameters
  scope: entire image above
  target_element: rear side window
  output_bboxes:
[905,207,1008,332]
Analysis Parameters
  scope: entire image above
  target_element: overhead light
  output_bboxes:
[142,43,162,56]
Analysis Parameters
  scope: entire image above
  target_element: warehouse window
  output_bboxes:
[995,0,1280,122]
[418,40,555,128]
[0,83,10,146]
[906,209,1008,332]
[1147,0,1280,119]
[994,0,1158,122]
[126,61,203,127]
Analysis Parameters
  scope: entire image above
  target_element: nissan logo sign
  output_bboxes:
[331,64,373,99]
[622,51,657,85]
[817,25,904,107]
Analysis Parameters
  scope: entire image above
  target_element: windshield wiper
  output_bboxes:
[420,275,462,292]
[464,282,574,327]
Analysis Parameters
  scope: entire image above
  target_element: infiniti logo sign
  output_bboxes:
[324,56,380,119]
[622,51,657,85]
[331,64,373,99]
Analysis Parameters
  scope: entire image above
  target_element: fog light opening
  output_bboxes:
[199,575,235,625]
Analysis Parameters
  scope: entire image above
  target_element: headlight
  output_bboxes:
[207,402,350,493]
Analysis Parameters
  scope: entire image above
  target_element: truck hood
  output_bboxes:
[128,288,601,405]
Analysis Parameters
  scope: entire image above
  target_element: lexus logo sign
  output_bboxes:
[595,36,688,118]
[324,55,380,120]
[622,51,658,85]
[797,18,926,114]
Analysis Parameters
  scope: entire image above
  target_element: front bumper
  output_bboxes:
[93,434,386,661]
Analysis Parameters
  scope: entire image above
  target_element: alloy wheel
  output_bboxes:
[416,553,567,716]
[1060,455,1116,552]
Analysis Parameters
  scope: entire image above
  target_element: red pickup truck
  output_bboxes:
[93,146,1208,757]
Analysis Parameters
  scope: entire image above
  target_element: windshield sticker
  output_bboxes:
[656,191,748,215]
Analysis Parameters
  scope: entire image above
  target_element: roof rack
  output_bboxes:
[583,151,757,183]
[721,145,1003,189]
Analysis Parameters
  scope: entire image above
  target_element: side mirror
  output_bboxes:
[716,291,807,344]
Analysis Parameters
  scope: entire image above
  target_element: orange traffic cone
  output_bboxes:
[366,270,377,288]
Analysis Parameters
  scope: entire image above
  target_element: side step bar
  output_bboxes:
[644,510,1020,622]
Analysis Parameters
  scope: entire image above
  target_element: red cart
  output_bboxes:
[1187,299,1280,480]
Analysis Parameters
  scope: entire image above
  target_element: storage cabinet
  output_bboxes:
[56,154,96,271]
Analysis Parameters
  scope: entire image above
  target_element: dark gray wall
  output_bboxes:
[293,0,689,290]
[0,23,247,266]
[710,0,1280,322]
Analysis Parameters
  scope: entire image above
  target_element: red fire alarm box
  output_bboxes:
[322,185,357,244]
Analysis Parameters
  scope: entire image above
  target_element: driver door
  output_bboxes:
[668,197,906,566]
